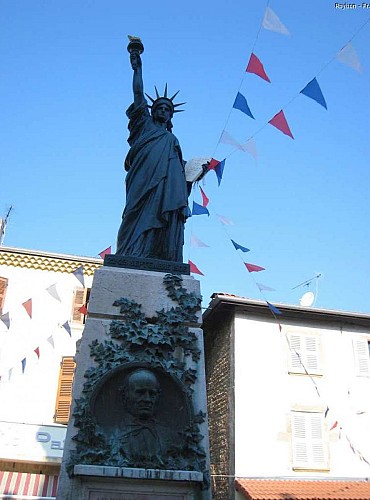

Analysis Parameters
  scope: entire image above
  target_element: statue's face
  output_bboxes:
[126,370,160,418]
[152,103,172,124]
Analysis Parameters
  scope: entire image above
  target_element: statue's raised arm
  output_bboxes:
[130,51,145,107]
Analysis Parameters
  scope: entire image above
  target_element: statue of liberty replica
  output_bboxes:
[116,37,204,262]
[57,37,210,500]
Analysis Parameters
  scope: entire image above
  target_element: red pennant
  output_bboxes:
[99,246,112,259]
[330,421,338,431]
[208,158,220,170]
[79,304,88,315]
[22,299,32,318]
[268,110,294,139]
[244,262,265,273]
[188,260,205,276]
[199,186,209,207]
[34,347,40,359]
[246,53,271,83]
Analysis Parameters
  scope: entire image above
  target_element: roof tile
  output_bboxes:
[236,479,370,500]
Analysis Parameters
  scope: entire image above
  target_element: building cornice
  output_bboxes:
[203,293,370,329]
[0,246,102,276]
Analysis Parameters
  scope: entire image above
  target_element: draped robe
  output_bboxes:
[116,100,189,262]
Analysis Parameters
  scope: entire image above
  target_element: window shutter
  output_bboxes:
[353,338,370,376]
[72,288,86,323]
[288,334,321,375]
[54,356,76,424]
[291,411,328,470]
[0,277,8,313]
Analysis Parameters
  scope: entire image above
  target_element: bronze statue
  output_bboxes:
[116,38,192,262]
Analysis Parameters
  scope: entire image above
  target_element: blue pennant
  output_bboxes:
[192,201,210,216]
[62,321,72,337]
[266,301,283,315]
[300,78,327,109]
[215,159,225,186]
[231,239,250,253]
[233,92,255,119]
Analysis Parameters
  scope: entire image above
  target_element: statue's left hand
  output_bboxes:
[199,161,210,180]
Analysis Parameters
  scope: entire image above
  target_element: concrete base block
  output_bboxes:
[57,265,210,500]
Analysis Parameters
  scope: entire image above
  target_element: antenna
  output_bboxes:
[292,273,322,290]
[0,205,13,246]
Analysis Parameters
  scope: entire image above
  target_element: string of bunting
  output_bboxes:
[211,8,368,167]
[0,253,109,381]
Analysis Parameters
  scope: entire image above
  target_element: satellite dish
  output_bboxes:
[299,291,315,307]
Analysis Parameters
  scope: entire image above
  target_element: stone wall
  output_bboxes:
[204,313,234,500]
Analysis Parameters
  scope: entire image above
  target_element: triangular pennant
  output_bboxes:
[256,282,276,292]
[46,283,61,302]
[0,312,10,329]
[216,214,234,226]
[47,335,55,348]
[278,323,282,332]
[231,239,250,253]
[233,92,255,119]
[22,299,32,319]
[241,138,258,160]
[246,53,271,83]
[268,110,294,139]
[190,233,209,248]
[262,7,290,35]
[61,321,72,337]
[199,186,209,207]
[21,358,26,374]
[337,42,362,73]
[244,262,265,273]
[79,304,88,315]
[188,260,205,276]
[208,158,222,170]
[8,368,13,381]
[300,78,327,109]
[99,246,112,259]
[330,420,338,431]
[220,131,245,151]
[192,201,210,216]
[325,406,330,418]
[72,266,85,287]
[34,347,40,359]
[266,301,283,315]
[215,159,225,186]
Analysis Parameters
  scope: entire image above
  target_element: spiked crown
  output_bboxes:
[145,84,185,114]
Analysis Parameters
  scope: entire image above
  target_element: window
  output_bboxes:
[0,277,8,314]
[71,287,90,324]
[352,337,370,376]
[54,356,76,424]
[291,411,329,470]
[288,333,321,376]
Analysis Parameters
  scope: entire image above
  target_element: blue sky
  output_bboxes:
[1,1,369,313]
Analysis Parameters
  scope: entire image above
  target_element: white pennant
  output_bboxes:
[337,42,362,73]
[46,283,61,302]
[190,233,209,248]
[241,138,258,160]
[263,7,290,35]
[220,130,245,151]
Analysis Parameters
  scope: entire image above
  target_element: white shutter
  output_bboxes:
[288,334,321,375]
[353,338,370,376]
[291,411,328,470]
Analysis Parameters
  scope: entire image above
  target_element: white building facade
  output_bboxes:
[203,293,370,500]
[0,246,101,498]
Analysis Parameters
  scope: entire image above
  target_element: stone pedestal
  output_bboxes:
[57,266,210,499]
